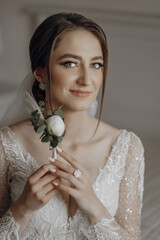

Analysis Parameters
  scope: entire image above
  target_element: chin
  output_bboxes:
[65,102,91,111]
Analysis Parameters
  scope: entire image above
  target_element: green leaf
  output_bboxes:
[52,109,64,118]
[44,114,51,120]
[38,100,46,107]
[31,114,40,126]
[46,128,51,135]
[32,110,39,116]
[57,128,66,142]
[30,119,36,126]
[33,119,39,126]
[38,120,45,127]
[34,126,38,132]
[57,136,63,143]
[50,138,58,148]
[25,108,32,115]
[34,113,40,120]
[37,125,46,133]
[41,135,50,142]
[61,128,66,137]
[43,99,48,105]
[58,105,64,110]
[40,132,46,139]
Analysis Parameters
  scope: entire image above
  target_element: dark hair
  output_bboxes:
[29,12,108,139]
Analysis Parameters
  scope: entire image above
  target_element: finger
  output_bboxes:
[32,173,57,192]
[58,182,78,198]
[43,188,59,203]
[29,164,57,184]
[49,157,74,174]
[52,177,61,187]
[57,149,83,171]
[37,182,55,199]
[39,177,61,197]
[55,169,82,189]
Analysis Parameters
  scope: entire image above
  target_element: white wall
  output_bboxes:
[0,0,160,138]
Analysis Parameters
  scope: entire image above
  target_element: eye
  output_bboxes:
[91,63,104,69]
[62,61,77,67]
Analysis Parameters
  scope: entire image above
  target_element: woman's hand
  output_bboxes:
[11,163,61,217]
[50,149,106,223]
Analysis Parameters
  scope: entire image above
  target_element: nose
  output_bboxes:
[76,65,92,86]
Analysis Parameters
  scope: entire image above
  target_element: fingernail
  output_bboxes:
[49,167,56,173]
[48,157,55,162]
[57,146,62,152]
[52,181,59,186]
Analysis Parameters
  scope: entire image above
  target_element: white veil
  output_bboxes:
[0,73,98,128]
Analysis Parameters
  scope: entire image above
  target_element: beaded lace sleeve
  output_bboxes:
[81,132,145,240]
[0,139,20,239]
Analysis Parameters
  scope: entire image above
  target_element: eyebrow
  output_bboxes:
[57,54,103,61]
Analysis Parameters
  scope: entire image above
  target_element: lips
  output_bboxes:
[70,90,91,98]
[70,90,91,93]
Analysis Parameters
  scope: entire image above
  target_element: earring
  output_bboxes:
[39,82,46,91]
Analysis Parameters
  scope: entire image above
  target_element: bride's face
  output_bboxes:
[48,29,104,111]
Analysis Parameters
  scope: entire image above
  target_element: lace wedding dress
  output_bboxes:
[0,126,145,240]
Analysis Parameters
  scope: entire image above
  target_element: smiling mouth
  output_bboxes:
[70,90,91,93]
[70,90,91,98]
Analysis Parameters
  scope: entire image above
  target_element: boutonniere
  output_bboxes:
[25,92,66,158]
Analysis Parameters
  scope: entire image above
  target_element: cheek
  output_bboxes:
[51,67,74,88]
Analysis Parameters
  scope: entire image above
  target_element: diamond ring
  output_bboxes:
[73,169,82,178]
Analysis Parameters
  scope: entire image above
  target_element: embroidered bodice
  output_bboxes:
[0,127,145,239]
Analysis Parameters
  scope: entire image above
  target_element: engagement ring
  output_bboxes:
[73,169,82,178]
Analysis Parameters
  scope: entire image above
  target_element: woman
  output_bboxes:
[0,13,145,239]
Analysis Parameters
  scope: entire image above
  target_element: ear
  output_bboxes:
[33,68,46,83]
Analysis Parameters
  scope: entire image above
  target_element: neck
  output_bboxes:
[61,109,96,145]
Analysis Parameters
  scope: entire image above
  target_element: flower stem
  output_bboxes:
[52,148,57,159]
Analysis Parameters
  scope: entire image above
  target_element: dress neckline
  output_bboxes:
[3,126,126,222]
[5,126,125,187]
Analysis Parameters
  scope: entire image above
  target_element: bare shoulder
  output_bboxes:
[100,120,120,135]
[93,118,121,142]
[10,119,30,133]
[9,119,33,144]
[0,120,29,144]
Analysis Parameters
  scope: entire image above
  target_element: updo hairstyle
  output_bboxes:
[29,12,108,137]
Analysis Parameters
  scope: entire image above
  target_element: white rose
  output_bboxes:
[46,115,65,137]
